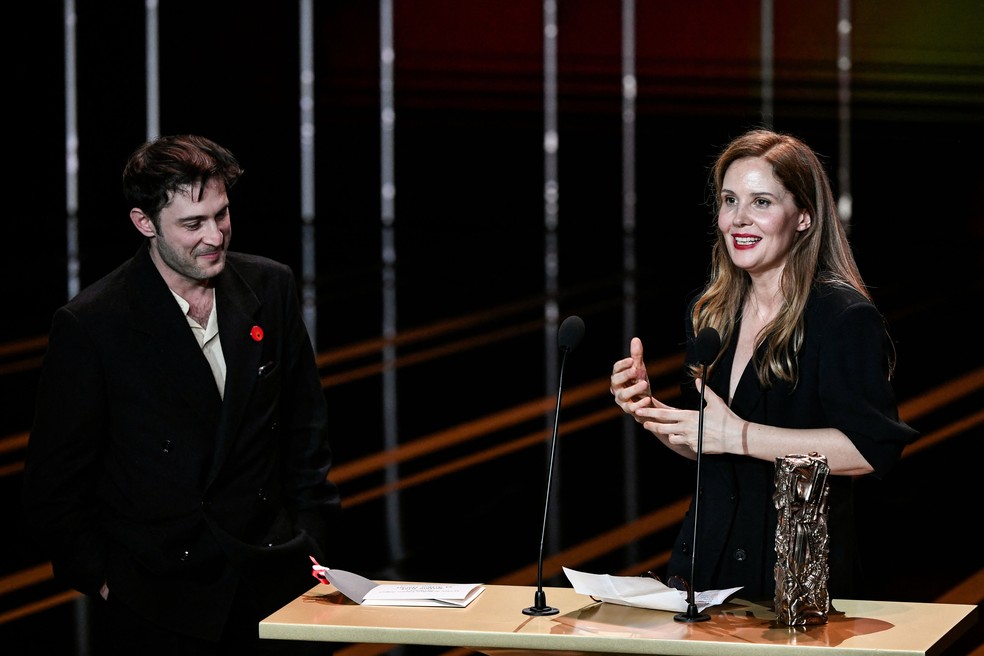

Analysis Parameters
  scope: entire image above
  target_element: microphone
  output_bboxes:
[675,326,720,623]
[524,315,585,616]
[694,326,721,366]
[558,315,585,353]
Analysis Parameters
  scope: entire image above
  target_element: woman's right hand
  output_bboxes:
[610,337,656,423]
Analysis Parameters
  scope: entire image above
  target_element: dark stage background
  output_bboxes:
[2,2,982,655]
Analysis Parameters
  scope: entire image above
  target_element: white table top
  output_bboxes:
[260,583,978,656]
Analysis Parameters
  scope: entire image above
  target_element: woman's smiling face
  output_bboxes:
[717,156,812,280]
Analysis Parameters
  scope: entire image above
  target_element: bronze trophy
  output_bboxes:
[773,452,830,625]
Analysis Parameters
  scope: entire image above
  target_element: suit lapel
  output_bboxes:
[125,244,223,429]
[206,259,263,482]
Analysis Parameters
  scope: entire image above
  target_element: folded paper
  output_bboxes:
[563,567,741,613]
[310,557,485,608]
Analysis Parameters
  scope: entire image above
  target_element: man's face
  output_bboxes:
[151,178,232,283]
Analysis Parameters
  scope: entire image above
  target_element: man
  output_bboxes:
[24,135,340,654]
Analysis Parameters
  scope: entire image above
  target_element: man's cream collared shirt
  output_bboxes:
[170,289,227,399]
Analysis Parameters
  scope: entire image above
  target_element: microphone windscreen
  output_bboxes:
[695,326,721,364]
[558,315,585,352]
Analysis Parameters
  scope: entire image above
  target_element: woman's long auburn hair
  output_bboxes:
[689,129,882,388]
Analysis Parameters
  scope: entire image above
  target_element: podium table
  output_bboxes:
[259,583,978,656]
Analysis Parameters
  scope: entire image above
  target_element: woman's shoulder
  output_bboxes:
[808,280,874,313]
[807,281,885,336]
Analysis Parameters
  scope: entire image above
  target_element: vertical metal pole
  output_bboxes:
[299,0,318,344]
[760,0,774,128]
[145,0,159,140]
[379,0,404,565]
[620,0,639,558]
[64,0,79,302]
[542,0,561,576]
[837,0,854,233]
[65,9,86,646]
[543,0,560,341]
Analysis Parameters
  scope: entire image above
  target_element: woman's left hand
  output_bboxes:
[635,378,740,455]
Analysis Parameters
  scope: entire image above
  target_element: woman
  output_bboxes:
[609,128,918,601]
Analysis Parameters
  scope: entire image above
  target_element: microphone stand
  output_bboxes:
[523,345,571,616]
[674,359,712,623]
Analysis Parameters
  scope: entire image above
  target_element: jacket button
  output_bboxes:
[734,549,747,562]
[257,488,268,501]
[180,550,190,562]
[161,440,172,454]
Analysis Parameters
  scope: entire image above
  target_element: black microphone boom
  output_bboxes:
[523,315,584,616]
[675,326,720,623]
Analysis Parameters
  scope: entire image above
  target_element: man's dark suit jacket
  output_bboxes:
[668,283,919,601]
[24,242,341,641]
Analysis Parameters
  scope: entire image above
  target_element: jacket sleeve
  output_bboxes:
[23,307,110,595]
[817,301,919,478]
[276,271,341,557]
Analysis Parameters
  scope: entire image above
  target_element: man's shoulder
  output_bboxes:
[225,251,292,277]
[222,252,298,302]
[64,258,137,313]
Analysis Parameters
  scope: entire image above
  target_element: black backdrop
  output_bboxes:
[3,2,982,654]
